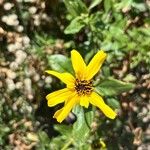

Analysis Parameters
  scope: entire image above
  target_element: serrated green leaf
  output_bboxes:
[64,17,85,34]
[47,54,74,74]
[95,78,135,96]
[89,0,102,10]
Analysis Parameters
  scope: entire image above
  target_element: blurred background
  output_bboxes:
[0,0,150,149]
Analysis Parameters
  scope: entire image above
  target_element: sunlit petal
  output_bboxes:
[53,95,78,123]
[53,108,63,118]
[45,70,75,88]
[71,50,86,80]
[85,50,107,80]
[46,88,73,107]
[80,95,89,108]
[89,92,117,119]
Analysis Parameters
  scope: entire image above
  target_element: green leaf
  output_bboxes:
[95,77,135,96]
[0,125,10,134]
[84,106,94,128]
[47,54,74,74]
[0,124,10,145]
[64,17,85,34]
[64,0,79,17]
[72,105,94,144]
[54,125,73,137]
[38,131,49,142]
[77,0,88,13]
[89,0,102,10]
[132,2,147,12]
[123,74,137,82]
[104,0,112,12]
[106,98,120,109]
[64,0,88,17]
[114,0,132,10]
[102,66,111,77]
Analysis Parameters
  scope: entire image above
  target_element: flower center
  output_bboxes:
[74,79,93,96]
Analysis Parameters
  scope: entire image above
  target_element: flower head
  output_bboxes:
[46,50,117,123]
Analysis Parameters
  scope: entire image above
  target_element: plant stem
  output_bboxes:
[62,139,73,150]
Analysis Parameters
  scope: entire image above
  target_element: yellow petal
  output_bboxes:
[71,50,86,80]
[53,95,77,123]
[89,92,117,119]
[53,108,63,118]
[80,95,89,108]
[46,88,73,107]
[45,70,75,88]
[85,50,107,80]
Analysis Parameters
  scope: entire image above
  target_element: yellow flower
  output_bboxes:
[46,50,117,123]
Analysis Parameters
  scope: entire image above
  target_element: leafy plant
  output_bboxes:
[64,0,150,69]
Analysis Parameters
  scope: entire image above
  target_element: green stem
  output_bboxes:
[62,139,73,150]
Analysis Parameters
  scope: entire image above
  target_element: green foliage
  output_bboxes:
[106,98,120,109]
[89,0,102,10]
[47,54,73,74]
[64,0,88,18]
[64,16,86,34]
[64,0,150,69]
[30,33,56,58]
[36,106,94,149]
[54,106,94,149]
[72,105,94,144]
[95,77,135,96]
[0,124,10,145]
[1,0,150,149]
